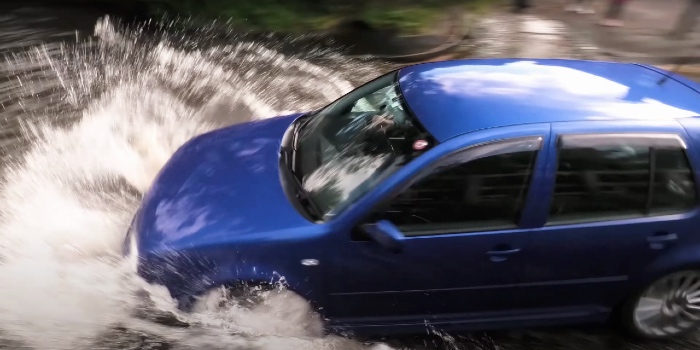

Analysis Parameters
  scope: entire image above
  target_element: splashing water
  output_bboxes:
[1,7,686,350]
[0,15,402,350]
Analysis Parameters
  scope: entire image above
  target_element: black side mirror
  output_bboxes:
[360,220,405,253]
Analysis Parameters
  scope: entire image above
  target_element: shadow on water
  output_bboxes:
[0,0,142,156]
[0,2,699,350]
[0,0,150,50]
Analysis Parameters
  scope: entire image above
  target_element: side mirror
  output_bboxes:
[360,220,405,253]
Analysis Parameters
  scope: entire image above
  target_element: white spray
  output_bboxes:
[0,16,394,350]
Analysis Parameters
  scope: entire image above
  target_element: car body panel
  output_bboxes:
[130,113,332,307]
[514,119,700,314]
[637,116,700,284]
[398,59,700,142]
[125,58,700,337]
[323,123,551,332]
[135,113,310,254]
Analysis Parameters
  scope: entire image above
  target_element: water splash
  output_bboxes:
[0,15,393,350]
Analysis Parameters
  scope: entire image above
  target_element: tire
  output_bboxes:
[191,282,326,337]
[206,281,275,310]
[619,270,700,340]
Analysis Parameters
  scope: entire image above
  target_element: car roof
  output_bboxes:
[397,58,700,142]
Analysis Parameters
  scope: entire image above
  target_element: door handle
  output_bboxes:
[647,233,678,243]
[486,247,521,262]
[647,232,678,250]
[487,248,522,255]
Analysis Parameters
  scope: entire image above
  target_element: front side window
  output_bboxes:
[549,134,697,224]
[296,71,433,219]
[364,138,541,236]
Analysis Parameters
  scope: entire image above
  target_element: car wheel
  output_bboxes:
[226,282,275,309]
[620,270,700,339]
[191,283,326,337]
[194,282,275,312]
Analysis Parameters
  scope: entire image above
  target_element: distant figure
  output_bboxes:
[565,0,595,14]
[668,0,700,39]
[513,0,532,13]
[600,0,628,27]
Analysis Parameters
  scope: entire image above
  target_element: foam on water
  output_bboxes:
[0,16,394,350]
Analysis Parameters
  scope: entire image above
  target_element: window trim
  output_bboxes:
[558,133,687,150]
[546,132,697,227]
[358,136,543,237]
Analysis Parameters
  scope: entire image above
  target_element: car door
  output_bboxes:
[323,130,549,331]
[516,121,700,316]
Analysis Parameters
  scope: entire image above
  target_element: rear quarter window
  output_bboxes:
[548,134,697,225]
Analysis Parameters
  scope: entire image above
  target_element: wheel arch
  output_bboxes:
[610,244,700,317]
[177,276,319,314]
[171,255,323,313]
[635,244,700,288]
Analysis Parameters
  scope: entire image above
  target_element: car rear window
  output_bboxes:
[548,133,697,224]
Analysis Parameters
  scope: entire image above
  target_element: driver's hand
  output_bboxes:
[370,114,395,129]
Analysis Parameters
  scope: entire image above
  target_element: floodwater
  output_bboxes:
[0,3,699,350]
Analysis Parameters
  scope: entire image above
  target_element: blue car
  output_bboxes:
[125,58,700,340]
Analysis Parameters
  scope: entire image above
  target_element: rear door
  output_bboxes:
[516,120,700,316]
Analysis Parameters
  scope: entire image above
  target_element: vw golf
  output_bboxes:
[125,58,700,340]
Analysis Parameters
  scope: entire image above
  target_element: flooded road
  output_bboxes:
[0,3,699,350]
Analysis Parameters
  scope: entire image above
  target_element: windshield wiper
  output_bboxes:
[281,146,323,221]
[294,113,315,146]
[291,171,324,221]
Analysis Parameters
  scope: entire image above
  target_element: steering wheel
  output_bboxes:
[332,110,398,158]
[360,113,398,157]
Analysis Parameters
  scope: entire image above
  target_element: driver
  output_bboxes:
[336,104,402,140]
[333,100,416,157]
[368,104,411,133]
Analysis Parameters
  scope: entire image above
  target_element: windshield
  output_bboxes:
[295,71,432,220]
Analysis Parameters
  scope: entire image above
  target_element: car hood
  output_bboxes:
[134,113,317,253]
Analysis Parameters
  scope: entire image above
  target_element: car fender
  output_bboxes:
[205,260,320,298]
[142,240,326,312]
[183,266,323,312]
[630,242,700,291]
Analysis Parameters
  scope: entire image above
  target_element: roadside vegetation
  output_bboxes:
[143,0,500,34]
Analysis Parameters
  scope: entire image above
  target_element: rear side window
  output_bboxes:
[549,134,697,224]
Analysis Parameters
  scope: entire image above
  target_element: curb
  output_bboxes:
[349,33,466,63]
[335,8,474,63]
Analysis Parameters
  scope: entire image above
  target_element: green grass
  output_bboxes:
[362,6,441,34]
[362,0,499,34]
[145,0,502,34]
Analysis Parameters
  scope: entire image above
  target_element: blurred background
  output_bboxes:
[1,0,700,350]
